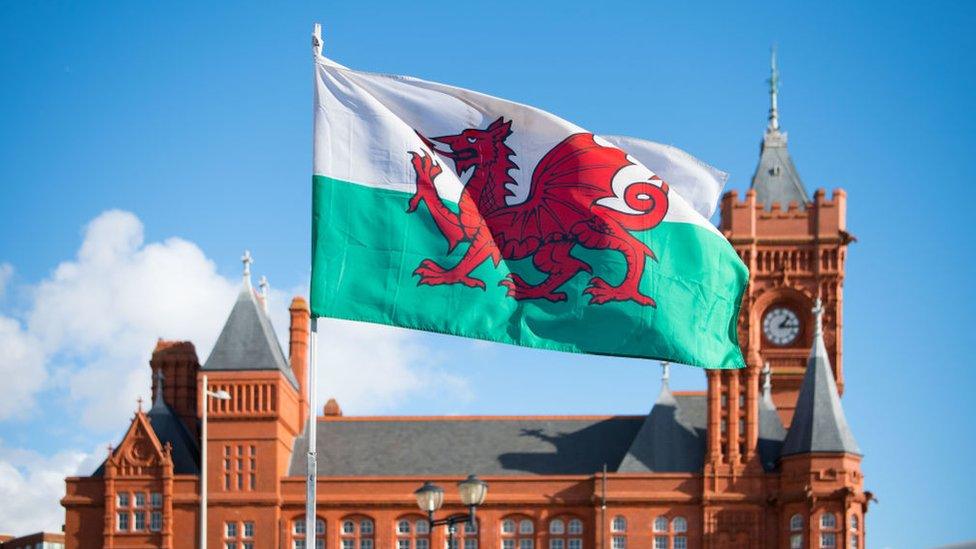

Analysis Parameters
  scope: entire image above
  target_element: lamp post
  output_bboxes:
[414,475,488,547]
[200,374,231,549]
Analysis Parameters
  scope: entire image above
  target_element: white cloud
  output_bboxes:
[0,263,12,299]
[0,209,471,536]
[0,316,46,421]
[0,442,100,535]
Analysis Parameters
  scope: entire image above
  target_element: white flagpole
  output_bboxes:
[305,22,323,545]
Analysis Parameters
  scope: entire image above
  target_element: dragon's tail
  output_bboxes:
[599,179,670,232]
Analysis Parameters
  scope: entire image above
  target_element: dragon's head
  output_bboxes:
[428,117,513,174]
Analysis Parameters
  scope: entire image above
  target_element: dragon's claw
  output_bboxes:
[413,259,486,290]
[498,273,567,302]
[584,277,655,306]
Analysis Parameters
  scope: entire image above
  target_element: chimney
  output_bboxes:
[150,340,200,437]
[289,296,311,427]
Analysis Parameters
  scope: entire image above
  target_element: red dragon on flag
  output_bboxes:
[407,117,670,306]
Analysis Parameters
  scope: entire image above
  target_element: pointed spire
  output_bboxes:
[259,275,270,313]
[781,299,860,456]
[751,47,809,210]
[154,369,166,408]
[767,46,780,132]
[241,250,253,287]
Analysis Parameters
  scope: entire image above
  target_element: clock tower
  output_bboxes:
[718,51,854,432]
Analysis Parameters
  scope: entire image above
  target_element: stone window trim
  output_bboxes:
[340,514,376,549]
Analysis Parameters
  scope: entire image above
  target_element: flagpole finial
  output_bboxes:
[812,297,824,337]
[767,46,780,132]
[660,361,671,384]
[312,23,323,57]
[241,250,253,287]
[762,361,772,394]
[259,275,270,313]
[154,369,166,407]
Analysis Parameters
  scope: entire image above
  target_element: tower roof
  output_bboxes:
[757,364,787,470]
[781,301,860,457]
[202,259,298,388]
[751,49,810,210]
[146,371,200,474]
[618,363,705,473]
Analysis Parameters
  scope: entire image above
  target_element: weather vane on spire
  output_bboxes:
[660,361,671,383]
[241,250,253,286]
[259,275,270,313]
[767,46,780,132]
[812,297,824,337]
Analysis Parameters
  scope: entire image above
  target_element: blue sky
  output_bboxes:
[1,1,974,547]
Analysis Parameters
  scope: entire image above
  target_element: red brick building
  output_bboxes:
[61,65,868,548]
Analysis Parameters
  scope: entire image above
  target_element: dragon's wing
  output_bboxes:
[485,133,632,257]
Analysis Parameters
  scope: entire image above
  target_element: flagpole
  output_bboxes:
[305,22,322,545]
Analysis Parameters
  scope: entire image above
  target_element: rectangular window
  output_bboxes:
[568,541,582,549]
[150,492,162,508]
[294,541,306,549]
[226,522,238,538]
[244,544,254,549]
[417,540,429,549]
[250,473,256,490]
[550,541,564,549]
[134,511,146,531]
[397,541,410,549]
[150,511,162,532]
[316,540,325,549]
[244,521,254,538]
[849,535,858,549]
[362,540,375,549]
[225,543,236,549]
[611,538,626,549]
[820,533,836,548]
[117,512,129,531]
[674,536,687,549]
[134,492,145,508]
[237,474,243,490]
[519,540,533,549]
[341,541,353,549]
[653,537,667,549]
[790,534,802,549]
[117,492,129,508]
[464,540,477,549]
[503,541,516,549]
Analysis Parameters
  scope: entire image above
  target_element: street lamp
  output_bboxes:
[200,374,231,549]
[414,475,488,546]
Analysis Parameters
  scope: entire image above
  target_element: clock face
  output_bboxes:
[763,307,801,346]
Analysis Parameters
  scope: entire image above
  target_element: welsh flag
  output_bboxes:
[311,56,748,368]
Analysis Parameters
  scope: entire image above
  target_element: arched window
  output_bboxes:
[501,515,534,549]
[789,514,803,549]
[672,517,688,549]
[445,514,478,549]
[548,516,583,549]
[291,517,325,549]
[609,516,626,549]
[819,512,839,548]
[790,514,803,531]
[652,516,668,533]
[340,516,375,549]
[849,514,860,548]
[395,515,430,549]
